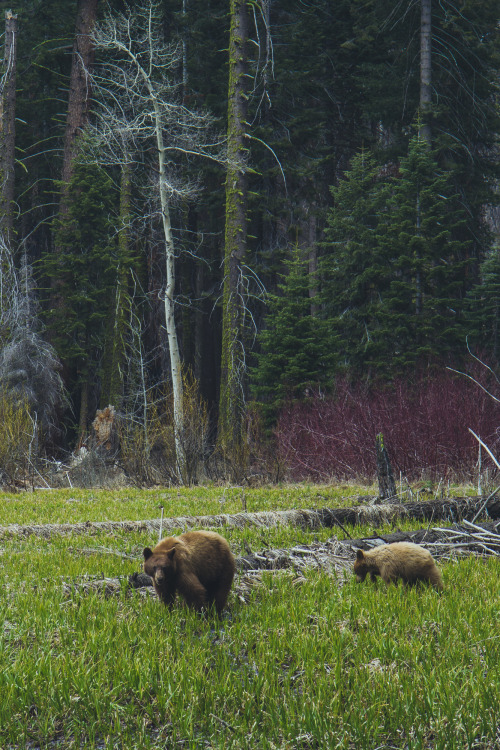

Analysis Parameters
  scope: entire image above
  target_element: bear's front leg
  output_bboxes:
[177,571,207,612]
[154,581,176,606]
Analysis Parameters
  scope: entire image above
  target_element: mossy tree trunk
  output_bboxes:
[218,0,249,478]
[0,10,17,245]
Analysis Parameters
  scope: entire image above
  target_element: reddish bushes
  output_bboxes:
[274,372,500,482]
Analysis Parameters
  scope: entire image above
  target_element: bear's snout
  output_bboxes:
[154,568,165,584]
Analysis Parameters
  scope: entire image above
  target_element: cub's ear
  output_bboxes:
[356,549,365,561]
[143,547,153,561]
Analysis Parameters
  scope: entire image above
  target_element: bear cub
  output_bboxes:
[143,530,235,614]
[353,542,443,590]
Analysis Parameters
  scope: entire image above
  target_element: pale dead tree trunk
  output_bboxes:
[61,0,98,191]
[86,1,228,481]
[420,0,432,144]
[0,10,17,245]
[154,95,185,475]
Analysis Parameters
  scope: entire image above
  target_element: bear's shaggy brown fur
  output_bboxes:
[143,530,235,614]
[353,542,443,590]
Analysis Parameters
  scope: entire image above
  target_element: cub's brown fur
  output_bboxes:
[353,542,443,590]
[143,530,235,614]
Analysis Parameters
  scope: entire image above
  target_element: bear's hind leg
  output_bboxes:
[213,580,233,615]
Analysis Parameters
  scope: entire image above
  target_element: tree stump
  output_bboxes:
[92,405,119,455]
[375,432,397,500]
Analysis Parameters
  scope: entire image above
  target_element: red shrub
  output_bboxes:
[274,371,500,482]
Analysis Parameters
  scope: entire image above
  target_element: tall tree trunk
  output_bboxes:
[194,260,203,384]
[219,0,249,478]
[0,10,17,245]
[61,0,99,192]
[51,0,98,358]
[420,0,432,144]
[100,159,132,408]
[78,371,89,447]
[151,95,185,480]
[415,192,422,316]
[417,0,431,319]
[306,210,318,317]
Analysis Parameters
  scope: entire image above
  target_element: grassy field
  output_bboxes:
[0,485,498,750]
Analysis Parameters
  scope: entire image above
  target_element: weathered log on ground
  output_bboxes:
[1,496,499,539]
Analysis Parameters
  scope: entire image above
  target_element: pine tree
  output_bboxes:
[466,248,500,364]
[320,148,390,375]
[376,134,470,371]
[251,246,332,430]
[321,136,470,377]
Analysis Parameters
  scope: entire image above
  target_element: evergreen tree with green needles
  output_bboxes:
[43,163,119,440]
[320,148,390,376]
[251,246,332,430]
[376,134,470,371]
[465,248,500,365]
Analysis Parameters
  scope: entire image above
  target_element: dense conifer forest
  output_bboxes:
[0,0,499,484]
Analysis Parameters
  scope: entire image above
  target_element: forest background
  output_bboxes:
[1,0,500,488]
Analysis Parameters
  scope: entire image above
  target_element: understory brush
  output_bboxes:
[274,372,500,483]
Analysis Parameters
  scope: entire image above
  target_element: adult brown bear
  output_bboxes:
[353,542,443,590]
[143,530,235,614]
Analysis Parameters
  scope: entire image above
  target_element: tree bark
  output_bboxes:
[219,0,249,478]
[61,0,99,191]
[101,159,132,408]
[420,0,432,144]
[0,10,17,244]
[154,96,185,480]
[375,433,397,500]
[308,214,318,317]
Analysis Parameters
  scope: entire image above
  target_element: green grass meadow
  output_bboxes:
[0,486,498,749]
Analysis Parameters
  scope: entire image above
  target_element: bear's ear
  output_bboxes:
[167,547,176,560]
[356,549,365,561]
[143,547,153,561]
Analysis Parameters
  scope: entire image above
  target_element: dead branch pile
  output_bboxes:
[345,519,500,559]
[1,495,499,539]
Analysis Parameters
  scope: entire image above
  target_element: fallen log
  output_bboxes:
[1,495,499,539]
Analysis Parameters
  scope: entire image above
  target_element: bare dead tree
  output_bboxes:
[83,1,229,481]
[0,10,17,244]
[0,238,67,467]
